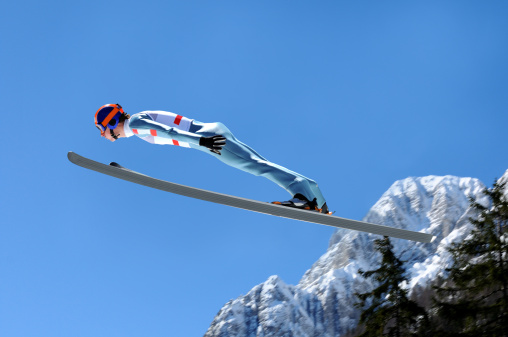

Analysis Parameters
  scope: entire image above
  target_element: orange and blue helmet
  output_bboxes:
[95,104,125,134]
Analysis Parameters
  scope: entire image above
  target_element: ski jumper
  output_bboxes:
[124,111,327,207]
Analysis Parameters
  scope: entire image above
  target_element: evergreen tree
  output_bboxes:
[433,179,508,337]
[355,236,427,337]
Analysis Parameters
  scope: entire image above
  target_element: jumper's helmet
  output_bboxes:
[95,104,125,134]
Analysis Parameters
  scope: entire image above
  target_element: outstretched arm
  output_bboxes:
[129,113,201,144]
[129,113,226,154]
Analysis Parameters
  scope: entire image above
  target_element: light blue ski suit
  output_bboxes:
[125,111,326,207]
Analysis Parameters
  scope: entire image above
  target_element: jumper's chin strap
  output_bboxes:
[110,128,120,140]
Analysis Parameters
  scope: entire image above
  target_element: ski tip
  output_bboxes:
[430,235,437,243]
[67,151,79,164]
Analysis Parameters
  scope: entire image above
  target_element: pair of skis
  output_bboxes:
[67,152,435,243]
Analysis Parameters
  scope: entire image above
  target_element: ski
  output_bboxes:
[67,152,435,243]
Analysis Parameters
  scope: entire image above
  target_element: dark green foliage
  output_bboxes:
[433,180,508,337]
[355,236,427,337]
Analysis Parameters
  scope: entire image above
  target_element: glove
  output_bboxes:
[199,135,226,155]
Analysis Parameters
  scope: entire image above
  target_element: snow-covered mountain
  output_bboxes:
[205,171,508,337]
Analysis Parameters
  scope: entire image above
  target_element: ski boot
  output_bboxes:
[319,202,332,215]
[272,193,332,214]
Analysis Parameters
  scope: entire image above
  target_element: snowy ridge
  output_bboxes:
[205,173,501,337]
[205,276,323,337]
[501,169,508,196]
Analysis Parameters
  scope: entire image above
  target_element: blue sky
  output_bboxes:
[1,1,507,336]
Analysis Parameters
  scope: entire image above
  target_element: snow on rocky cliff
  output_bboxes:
[205,174,497,337]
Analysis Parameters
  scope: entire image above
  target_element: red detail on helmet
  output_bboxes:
[174,115,183,125]
[150,129,157,136]
[132,129,138,134]
[172,140,180,146]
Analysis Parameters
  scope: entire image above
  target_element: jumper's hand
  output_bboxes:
[199,135,226,155]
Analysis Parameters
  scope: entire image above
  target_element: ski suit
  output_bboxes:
[124,111,326,207]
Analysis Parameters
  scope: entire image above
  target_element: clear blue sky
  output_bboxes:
[1,1,507,336]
